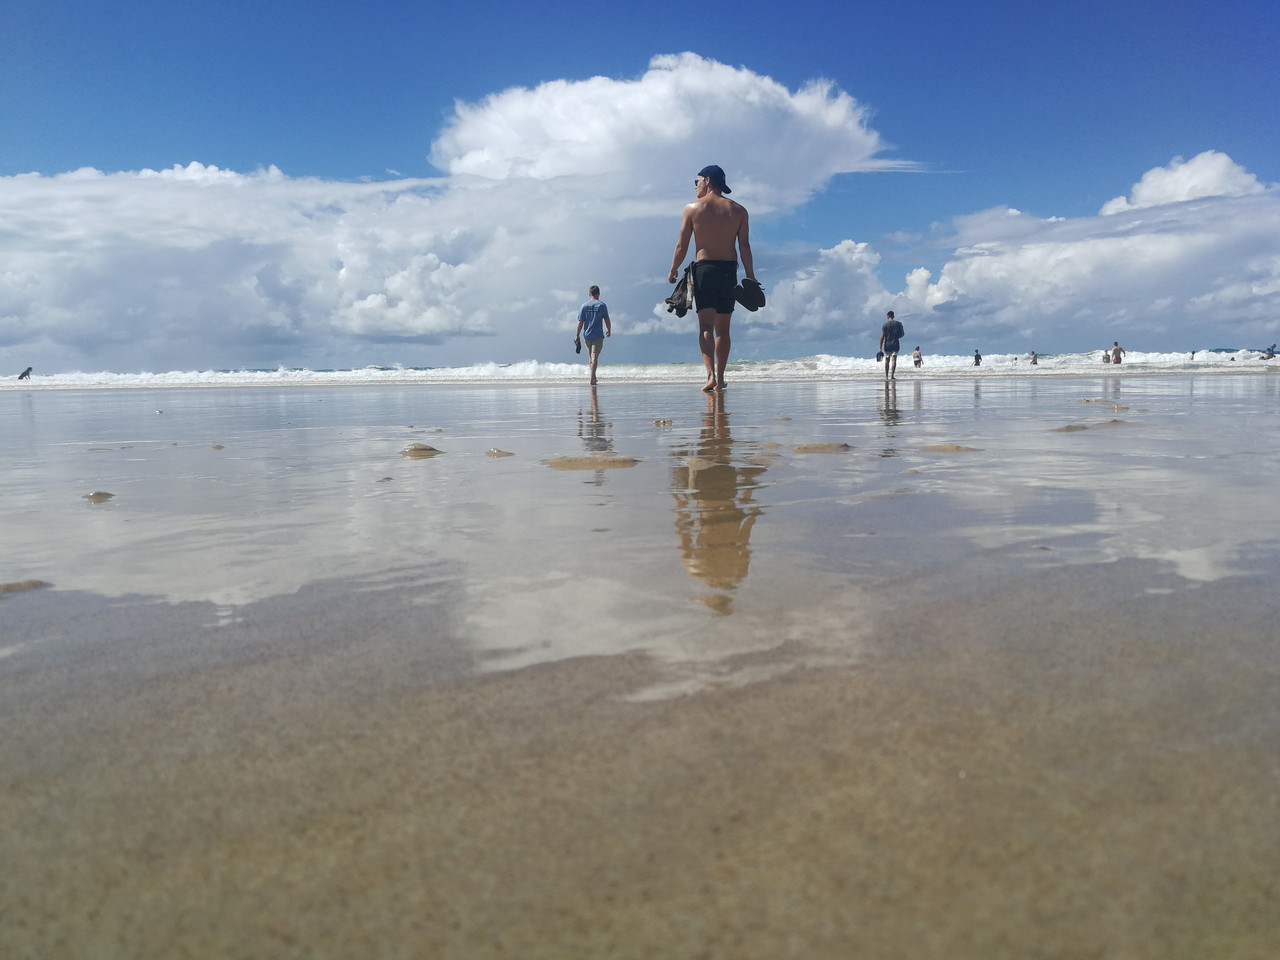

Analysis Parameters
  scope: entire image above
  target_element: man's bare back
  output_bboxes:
[668,191,754,284]
[667,165,756,392]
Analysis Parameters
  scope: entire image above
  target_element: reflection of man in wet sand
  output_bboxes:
[575,386,613,486]
[670,393,766,608]
[668,164,755,393]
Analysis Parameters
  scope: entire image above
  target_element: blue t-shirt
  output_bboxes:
[881,319,904,353]
[578,299,610,340]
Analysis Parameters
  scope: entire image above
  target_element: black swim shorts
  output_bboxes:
[692,260,738,315]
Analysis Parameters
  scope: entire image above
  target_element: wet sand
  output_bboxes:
[3,377,1279,957]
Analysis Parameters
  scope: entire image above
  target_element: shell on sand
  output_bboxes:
[546,454,638,471]
[794,443,852,454]
[82,491,115,502]
[402,443,442,459]
[486,448,515,458]
[921,444,981,453]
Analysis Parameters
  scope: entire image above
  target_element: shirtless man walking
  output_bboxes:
[668,164,755,392]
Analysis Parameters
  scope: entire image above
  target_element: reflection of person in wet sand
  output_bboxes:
[578,387,611,453]
[668,164,755,393]
[577,386,612,485]
[670,392,767,604]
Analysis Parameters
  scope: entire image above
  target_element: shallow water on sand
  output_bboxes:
[3,376,1279,957]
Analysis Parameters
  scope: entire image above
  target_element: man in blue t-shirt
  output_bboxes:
[879,310,905,380]
[576,285,612,385]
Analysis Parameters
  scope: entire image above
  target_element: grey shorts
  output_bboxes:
[585,338,604,357]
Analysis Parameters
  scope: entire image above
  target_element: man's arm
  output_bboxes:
[603,304,611,337]
[668,206,694,284]
[737,209,754,280]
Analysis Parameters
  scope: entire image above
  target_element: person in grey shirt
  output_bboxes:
[879,311,904,380]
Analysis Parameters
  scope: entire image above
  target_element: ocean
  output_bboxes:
[3,347,1277,389]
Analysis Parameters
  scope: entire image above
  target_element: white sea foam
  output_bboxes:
[2,348,1276,390]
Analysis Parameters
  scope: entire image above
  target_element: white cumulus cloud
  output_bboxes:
[2,59,1278,374]
[0,54,909,373]
[883,154,1280,349]
[1100,150,1265,214]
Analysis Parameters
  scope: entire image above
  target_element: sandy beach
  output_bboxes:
[3,375,1279,958]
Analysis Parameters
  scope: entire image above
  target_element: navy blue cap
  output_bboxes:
[697,164,731,194]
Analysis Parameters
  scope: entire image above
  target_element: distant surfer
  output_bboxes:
[18,366,32,380]
[1265,343,1276,360]
[973,350,982,367]
[575,285,611,385]
[879,311,904,381]
[668,164,755,392]
[1111,341,1126,364]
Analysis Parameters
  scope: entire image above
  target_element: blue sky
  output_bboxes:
[3,0,1278,372]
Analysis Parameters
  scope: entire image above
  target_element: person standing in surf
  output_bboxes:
[668,164,755,392]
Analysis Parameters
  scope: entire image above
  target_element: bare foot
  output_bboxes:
[702,375,716,393]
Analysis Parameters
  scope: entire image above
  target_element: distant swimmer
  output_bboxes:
[18,366,32,380]
[1111,341,1126,365]
[1102,350,1111,363]
[973,349,982,367]
[1029,351,1038,365]
[912,346,922,368]
[1265,343,1276,360]
[879,311,905,380]
[668,164,755,393]
[575,285,611,385]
